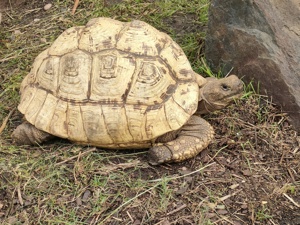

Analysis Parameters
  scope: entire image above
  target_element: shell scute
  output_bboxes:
[90,50,136,102]
[49,27,82,56]
[80,105,113,145]
[67,104,88,143]
[34,94,58,132]
[79,17,124,52]
[57,50,91,101]
[160,42,194,81]
[36,56,60,93]
[126,59,176,105]
[117,20,171,56]
[24,88,48,125]
[48,100,68,138]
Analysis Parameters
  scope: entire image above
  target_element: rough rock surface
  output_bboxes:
[205,0,300,132]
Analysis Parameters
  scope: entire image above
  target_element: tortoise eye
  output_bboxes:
[221,84,230,91]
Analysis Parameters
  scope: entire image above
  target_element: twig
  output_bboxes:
[55,147,96,165]
[17,184,24,206]
[0,55,18,63]
[218,190,242,202]
[283,193,300,208]
[94,160,143,175]
[286,167,295,182]
[0,108,16,134]
[72,0,79,15]
[166,204,187,216]
[148,162,216,182]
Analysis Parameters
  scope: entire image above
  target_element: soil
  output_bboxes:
[0,0,27,12]
[0,0,299,224]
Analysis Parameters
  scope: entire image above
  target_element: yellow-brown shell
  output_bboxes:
[18,17,205,148]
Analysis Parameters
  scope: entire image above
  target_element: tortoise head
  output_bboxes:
[197,75,244,114]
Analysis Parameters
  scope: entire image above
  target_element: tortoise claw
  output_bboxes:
[148,145,172,165]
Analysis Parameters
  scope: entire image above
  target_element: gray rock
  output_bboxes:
[205,0,300,132]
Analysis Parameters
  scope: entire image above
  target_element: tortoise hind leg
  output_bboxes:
[148,116,214,165]
[12,122,54,145]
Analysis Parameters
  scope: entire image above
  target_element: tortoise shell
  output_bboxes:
[18,17,204,148]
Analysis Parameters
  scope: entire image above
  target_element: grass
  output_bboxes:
[1,0,300,224]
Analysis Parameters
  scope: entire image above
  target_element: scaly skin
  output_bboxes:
[148,116,214,164]
[11,122,54,145]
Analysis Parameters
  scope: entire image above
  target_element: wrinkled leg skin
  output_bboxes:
[149,116,214,165]
[11,122,54,145]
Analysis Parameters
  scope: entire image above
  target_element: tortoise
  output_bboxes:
[11,17,243,164]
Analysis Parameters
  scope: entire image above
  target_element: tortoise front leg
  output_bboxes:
[12,122,54,145]
[149,116,214,165]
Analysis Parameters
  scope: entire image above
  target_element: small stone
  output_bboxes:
[242,169,252,176]
[206,213,216,219]
[217,209,228,215]
[76,197,82,206]
[82,189,91,202]
[44,3,52,11]
[181,166,187,171]
[176,185,188,195]
[14,30,21,35]
[40,38,47,43]
[34,18,41,22]
[229,183,239,189]
[241,203,248,209]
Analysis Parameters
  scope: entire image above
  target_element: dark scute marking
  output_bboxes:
[142,43,152,54]
[160,84,177,101]
[133,104,143,110]
[122,81,132,101]
[68,99,80,104]
[146,104,162,112]
[159,37,169,47]
[160,92,167,100]
[179,69,191,77]
[128,57,135,65]
[87,80,91,99]
[166,84,176,95]
[102,39,112,48]
[156,43,162,53]
[63,121,68,131]
[180,89,188,95]
[35,83,54,96]
[99,98,124,107]
[138,100,145,105]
